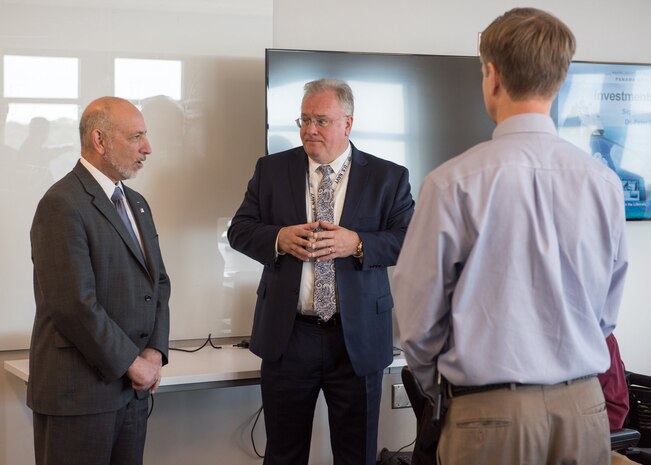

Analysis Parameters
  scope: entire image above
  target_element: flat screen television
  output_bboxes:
[266,50,651,220]
[553,61,651,220]
[265,49,495,198]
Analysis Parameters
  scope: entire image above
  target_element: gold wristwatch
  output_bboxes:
[353,240,363,258]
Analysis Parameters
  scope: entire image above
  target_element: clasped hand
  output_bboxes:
[127,347,163,394]
[278,221,360,262]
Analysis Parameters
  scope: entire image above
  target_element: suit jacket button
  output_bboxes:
[144,295,152,302]
[140,333,149,339]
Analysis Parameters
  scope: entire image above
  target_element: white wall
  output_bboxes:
[3,1,651,465]
[0,0,272,350]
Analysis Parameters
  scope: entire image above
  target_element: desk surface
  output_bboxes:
[4,347,407,392]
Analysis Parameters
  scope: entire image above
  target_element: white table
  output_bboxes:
[4,347,407,393]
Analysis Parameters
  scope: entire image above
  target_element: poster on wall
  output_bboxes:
[554,61,651,220]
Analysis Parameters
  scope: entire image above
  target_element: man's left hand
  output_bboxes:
[140,347,163,394]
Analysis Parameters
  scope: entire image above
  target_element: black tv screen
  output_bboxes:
[265,49,495,197]
[553,61,651,220]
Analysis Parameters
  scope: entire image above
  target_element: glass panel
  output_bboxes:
[5,103,79,181]
[4,55,78,99]
[114,58,182,100]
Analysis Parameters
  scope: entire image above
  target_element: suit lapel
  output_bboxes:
[123,187,155,278]
[73,163,151,278]
[288,148,308,223]
[340,145,369,228]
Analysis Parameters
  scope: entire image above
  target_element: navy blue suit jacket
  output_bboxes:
[228,144,414,376]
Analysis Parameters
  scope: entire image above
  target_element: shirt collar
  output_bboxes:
[79,156,124,200]
[307,144,352,176]
[493,113,557,140]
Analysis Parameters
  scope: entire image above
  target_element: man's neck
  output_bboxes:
[493,97,552,124]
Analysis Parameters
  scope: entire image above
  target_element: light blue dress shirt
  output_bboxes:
[394,113,628,400]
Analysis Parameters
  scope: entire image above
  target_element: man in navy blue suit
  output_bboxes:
[228,78,414,465]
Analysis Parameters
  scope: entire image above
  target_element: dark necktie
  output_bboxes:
[313,165,336,321]
[111,186,145,263]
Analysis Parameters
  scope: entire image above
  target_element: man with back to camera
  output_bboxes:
[228,78,414,465]
[28,96,171,465]
[394,8,628,465]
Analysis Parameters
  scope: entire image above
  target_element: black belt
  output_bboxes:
[450,374,595,397]
[295,313,340,328]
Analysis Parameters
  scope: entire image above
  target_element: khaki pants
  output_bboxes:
[611,450,638,464]
[437,377,610,465]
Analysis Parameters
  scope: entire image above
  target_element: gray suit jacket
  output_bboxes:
[27,161,171,416]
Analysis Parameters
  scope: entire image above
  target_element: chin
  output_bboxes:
[120,169,137,180]
[304,147,322,158]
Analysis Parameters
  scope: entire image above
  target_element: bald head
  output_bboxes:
[79,96,152,183]
[79,97,133,151]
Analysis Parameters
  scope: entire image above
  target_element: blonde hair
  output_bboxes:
[480,7,576,100]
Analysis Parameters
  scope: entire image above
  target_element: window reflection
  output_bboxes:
[114,58,182,101]
[5,103,78,150]
[3,55,80,185]
[4,55,78,99]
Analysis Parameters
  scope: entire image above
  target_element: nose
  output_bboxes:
[303,120,319,134]
[141,134,152,155]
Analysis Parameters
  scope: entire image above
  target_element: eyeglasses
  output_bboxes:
[294,116,348,129]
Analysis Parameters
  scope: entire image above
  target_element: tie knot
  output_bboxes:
[111,186,123,203]
[317,164,333,177]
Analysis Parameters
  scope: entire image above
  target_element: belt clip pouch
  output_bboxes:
[431,369,451,422]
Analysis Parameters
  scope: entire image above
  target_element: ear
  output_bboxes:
[485,62,501,97]
[91,129,107,155]
[344,115,353,136]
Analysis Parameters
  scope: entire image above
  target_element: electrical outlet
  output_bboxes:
[392,383,411,409]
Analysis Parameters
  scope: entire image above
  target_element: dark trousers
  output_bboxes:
[411,401,439,465]
[33,394,148,465]
[261,317,383,465]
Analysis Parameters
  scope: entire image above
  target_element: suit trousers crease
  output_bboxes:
[260,317,383,465]
[436,377,610,465]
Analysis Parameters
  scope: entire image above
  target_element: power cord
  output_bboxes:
[169,334,223,352]
[251,405,264,458]
[148,393,154,419]
[248,404,413,463]
[149,334,223,419]
[378,438,416,465]
[153,335,248,421]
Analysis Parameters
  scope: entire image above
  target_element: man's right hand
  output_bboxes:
[126,355,160,393]
[277,221,320,262]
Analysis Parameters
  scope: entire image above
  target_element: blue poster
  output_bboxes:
[555,62,651,220]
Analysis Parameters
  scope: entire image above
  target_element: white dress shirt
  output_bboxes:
[298,145,352,314]
[79,157,144,251]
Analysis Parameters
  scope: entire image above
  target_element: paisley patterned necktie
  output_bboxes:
[313,164,336,321]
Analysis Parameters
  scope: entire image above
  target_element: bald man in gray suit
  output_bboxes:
[27,97,171,465]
